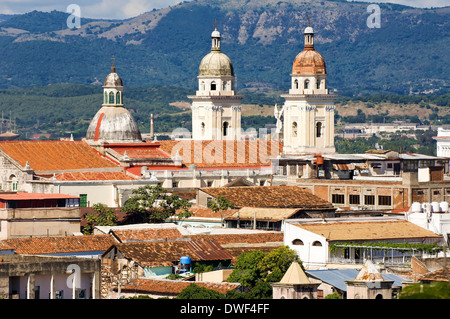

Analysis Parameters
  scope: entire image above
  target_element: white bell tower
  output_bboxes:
[189,25,243,140]
[279,22,337,155]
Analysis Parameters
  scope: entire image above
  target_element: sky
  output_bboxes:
[0,0,449,20]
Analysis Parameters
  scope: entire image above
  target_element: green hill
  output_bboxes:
[0,0,448,96]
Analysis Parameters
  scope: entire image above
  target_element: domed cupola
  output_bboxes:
[289,22,328,95]
[198,26,234,79]
[86,59,143,144]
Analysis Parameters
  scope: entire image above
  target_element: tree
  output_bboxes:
[227,250,266,289]
[82,203,118,234]
[176,283,225,299]
[207,195,234,227]
[122,184,192,224]
[259,246,302,283]
[399,282,450,299]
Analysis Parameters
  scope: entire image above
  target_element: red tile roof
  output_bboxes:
[200,186,333,208]
[119,278,240,296]
[112,228,185,243]
[53,171,137,181]
[107,143,170,159]
[0,234,116,254]
[0,141,119,172]
[158,140,282,168]
[109,240,233,267]
[0,192,79,200]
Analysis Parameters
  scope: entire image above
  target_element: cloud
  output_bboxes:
[0,0,183,19]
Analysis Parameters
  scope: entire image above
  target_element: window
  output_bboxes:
[292,122,297,137]
[316,80,321,89]
[378,195,392,206]
[222,81,227,90]
[294,79,299,89]
[304,79,310,89]
[292,239,304,245]
[312,241,322,247]
[172,181,178,188]
[365,195,375,205]
[332,194,345,204]
[104,92,108,104]
[349,194,360,205]
[116,92,121,104]
[223,121,229,137]
[200,81,205,91]
[316,122,322,138]
[260,180,265,186]
[207,181,213,187]
[211,81,216,91]
[109,91,114,104]
[79,194,87,207]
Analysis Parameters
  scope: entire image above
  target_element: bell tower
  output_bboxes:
[189,25,243,140]
[280,22,337,155]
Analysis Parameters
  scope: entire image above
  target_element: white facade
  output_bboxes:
[190,27,243,141]
[435,127,450,157]
[279,25,337,155]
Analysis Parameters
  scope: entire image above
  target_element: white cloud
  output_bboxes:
[0,0,183,19]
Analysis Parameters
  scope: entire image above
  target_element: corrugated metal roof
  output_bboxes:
[306,269,411,291]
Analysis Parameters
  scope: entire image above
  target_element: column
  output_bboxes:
[49,274,55,299]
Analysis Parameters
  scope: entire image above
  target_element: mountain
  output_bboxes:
[0,0,448,96]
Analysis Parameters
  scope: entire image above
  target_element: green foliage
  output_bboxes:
[82,203,118,234]
[324,292,343,299]
[192,262,214,274]
[121,184,192,224]
[329,242,445,256]
[399,282,450,299]
[176,283,226,299]
[227,246,301,290]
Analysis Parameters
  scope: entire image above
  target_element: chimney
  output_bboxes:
[150,114,154,139]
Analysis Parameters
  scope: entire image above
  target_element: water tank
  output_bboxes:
[180,256,191,265]
[440,201,449,213]
[411,202,422,213]
[431,202,441,212]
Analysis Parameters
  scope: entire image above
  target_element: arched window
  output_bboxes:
[201,122,205,136]
[294,79,299,89]
[10,174,17,191]
[316,122,322,138]
[200,81,205,91]
[292,239,304,245]
[104,92,108,104]
[304,79,310,89]
[222,81,227,90]
[312,241,322,247]
[109,91,114,104]
[211,81,217,91]
[223,121,229,137]
[292,122,297,137]
[316,80,321,89]
[116,92,121,104]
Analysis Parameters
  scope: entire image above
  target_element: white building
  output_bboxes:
[189,26,243,141]
[277,24,337,155]
[434,127,450,157]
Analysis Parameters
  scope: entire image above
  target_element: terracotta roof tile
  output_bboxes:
[294,220,442,242]
[419,266,450,282]
[158,140,282,168]
[111,240,233,267]
[119,278,240,296]
[0,141,118,172]
[53,171,137,181]
[200,186,333,208]
[108,144,170,159]
[0,234,116,254]
[112,228,185,242]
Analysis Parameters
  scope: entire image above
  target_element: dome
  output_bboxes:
[292,48,326,75]
[304,26,314,34]
[199,51,234,76]
[104,71,123,87]
[86,106,142,143]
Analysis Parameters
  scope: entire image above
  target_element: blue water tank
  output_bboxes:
[180,256,191,265]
